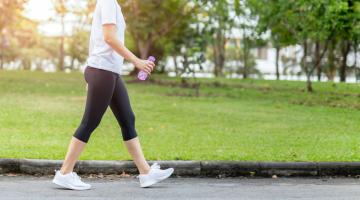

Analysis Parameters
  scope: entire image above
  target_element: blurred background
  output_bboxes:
[1,0,359,89]
[0,0,360,161]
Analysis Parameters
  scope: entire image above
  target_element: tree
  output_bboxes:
[250,0,342,92]
[226,38,258,77]
[198,0,240,77]
[16,18,39,70]
[249,0,359,89]
[68,29,89,69]
[119,0,195,75]
[53,0,68,71]
[293,1,335,92]
[247,0,296,80]
[174,23,209,96]
[162,2,209,75]
[0,0,27,69]
[334,0,359,82]
[67,0,95,69]
[323,38,338,81]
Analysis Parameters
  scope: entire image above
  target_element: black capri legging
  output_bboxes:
[73,67,138,143]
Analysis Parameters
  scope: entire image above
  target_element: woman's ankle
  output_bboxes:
[139,167,151,175]
[60,168,73,175]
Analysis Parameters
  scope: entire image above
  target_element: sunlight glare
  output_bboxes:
[25,0,54,21]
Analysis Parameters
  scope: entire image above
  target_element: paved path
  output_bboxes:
[1,176,360,200]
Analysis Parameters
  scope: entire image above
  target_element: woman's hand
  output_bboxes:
[133,58,155,75]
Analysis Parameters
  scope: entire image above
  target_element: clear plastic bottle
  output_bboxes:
[138,56,156,81]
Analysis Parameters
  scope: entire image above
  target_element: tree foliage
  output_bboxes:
[1,0,359,89]
[248,0,360,92]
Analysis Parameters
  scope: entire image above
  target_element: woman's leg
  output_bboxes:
[110,77,150,175]
[60,137,86,174]
[125,138,151,174]
[60,67,117,174]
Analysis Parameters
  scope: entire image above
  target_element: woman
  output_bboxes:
[52,0,174,190]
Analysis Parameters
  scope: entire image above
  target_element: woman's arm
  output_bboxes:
[103,24,155,74]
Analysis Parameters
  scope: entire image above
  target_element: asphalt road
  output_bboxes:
[1,175,360,200]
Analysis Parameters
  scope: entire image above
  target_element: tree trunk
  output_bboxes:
[213,43,220,76]
[306,76,313,93]
[301,41,313,92]
[242,31,248,79]
[23,59,31,70]
[327,39,336,81]
[275,46,280,80]
[138,40,151,59]
[0,55,3,69]
[243,49,248,79]
[173,55,179,76]
[182,53,189,75]
[315,41,321,81]
[58,14,65,72]
[213,46,223,76]
[213,30,226,77]
[340,40,350,82]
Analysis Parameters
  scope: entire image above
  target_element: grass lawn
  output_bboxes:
[0,71,360,161]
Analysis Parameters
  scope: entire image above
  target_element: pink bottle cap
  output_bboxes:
[148,56,156,62]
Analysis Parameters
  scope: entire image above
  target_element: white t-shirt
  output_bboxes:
[87,0,126,74]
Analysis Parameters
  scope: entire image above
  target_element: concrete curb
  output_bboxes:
[2,159,360,177]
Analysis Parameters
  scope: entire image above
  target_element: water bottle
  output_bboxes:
[138,56,156,81]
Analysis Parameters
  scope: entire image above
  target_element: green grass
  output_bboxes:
[0,71,360,161]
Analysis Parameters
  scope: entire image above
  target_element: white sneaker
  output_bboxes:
[52,170,91,191]
[138,163,174,188]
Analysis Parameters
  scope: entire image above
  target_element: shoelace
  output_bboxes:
[151,163,160,170]
[71,172,82,181]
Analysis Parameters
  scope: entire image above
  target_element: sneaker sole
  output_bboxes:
[52,178,91,191]
[140,168,174,188]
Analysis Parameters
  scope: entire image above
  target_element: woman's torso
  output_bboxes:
[87,0,126,75]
